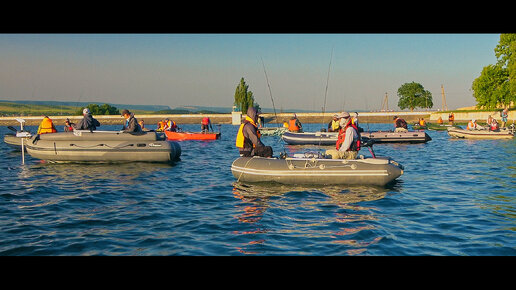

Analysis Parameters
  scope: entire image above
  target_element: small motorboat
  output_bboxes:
[24,130,181,163]
[362,130,431,143]
[281,131,338,145]
[231,154,403,186]
[164,130,220,141]
[447,126,514,139]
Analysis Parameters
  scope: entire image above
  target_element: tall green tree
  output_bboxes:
[472,64,509,109]
[397,82,433,111]
[234,77,259,113]
[472,33,516,109]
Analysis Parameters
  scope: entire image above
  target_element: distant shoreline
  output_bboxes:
[1,110,512,127]
[1,111,431,126]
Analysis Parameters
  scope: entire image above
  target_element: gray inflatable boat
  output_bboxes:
[24,130,181,163]
[231,155,403,186]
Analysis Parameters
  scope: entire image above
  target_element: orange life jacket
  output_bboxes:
[288,119,300,131]
[236,116,260,148]
[202,117,210,125]
[336,122,360,151]
[37,117,57,134]
[467,121,476,130]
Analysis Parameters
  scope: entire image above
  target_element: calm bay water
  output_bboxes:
[1,122,515,255]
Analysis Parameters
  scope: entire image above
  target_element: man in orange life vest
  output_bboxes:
[325,111,360,160]
[37,115,58,134]
[288,113,303,132]
[236,106,273,158]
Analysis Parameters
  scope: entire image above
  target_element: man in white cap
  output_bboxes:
[325,111,361,159]
[73,107,101,131]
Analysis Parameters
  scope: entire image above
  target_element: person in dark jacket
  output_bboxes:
[121,109,142,133]
[235,106,273,158]
[74,108,101,131]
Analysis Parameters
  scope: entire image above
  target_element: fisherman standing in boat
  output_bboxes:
[501,108,509,128]
[236,106,273,158]
[121,109,143,133]
[325,112,360,160]
[74,108,101,131]
[201,116,213,133]
[393,116,408,132]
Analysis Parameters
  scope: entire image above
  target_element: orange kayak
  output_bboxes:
[164,131,221,141]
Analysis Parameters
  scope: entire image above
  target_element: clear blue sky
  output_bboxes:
[0,33,501,111]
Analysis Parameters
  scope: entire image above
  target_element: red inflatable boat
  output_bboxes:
[164,131,221,141]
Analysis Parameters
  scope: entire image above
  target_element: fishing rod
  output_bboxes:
[260,57,287,157]
[318,47,334,149]
[321,46,334,127]
[260,57,279,128]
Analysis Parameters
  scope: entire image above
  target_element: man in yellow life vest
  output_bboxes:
[236,106,273,158]
[156,120,165,132]
[327,114,340,132]
[37,115,57,134]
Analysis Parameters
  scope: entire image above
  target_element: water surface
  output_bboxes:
[1,123,514,255]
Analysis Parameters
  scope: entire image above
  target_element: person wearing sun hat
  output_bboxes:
[325,111,361,159]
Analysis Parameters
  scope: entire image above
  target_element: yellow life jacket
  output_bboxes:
[331,120,340,131]
[236,116,260,148]
[37,117,57,134]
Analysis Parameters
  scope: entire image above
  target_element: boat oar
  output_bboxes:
[7,126,18,132]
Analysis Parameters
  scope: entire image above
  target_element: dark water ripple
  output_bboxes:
[0,123,515,255]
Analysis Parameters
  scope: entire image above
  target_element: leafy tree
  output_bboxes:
[472,64,509,109]
[472,33,516,109]
[234,77,260,114]
[397,82,433,111]
[76,103,120,115]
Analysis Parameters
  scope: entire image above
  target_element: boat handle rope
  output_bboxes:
[236,157,256,183]
[69,143,135,149]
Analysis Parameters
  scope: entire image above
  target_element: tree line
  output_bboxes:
[472,33,515,109]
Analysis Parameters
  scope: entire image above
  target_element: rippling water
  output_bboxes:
[1,123,515,255]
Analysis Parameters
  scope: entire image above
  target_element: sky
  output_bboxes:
[0,33,501,111]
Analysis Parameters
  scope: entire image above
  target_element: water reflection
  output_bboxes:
[13,162,175,209]
[231,181,401,255]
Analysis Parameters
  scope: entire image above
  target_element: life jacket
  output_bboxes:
[330,120,340,131]
[157,121,165,131]
[165,120,177,130]
[437,117,443,124]
[288,118,300,131]
[202,117,210,125]
[236,116,260,149]
[419,119,426,126]
[336,122,360,151]
[467,121,476,130]
[449,114,454,121]
[37,117,57,134]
